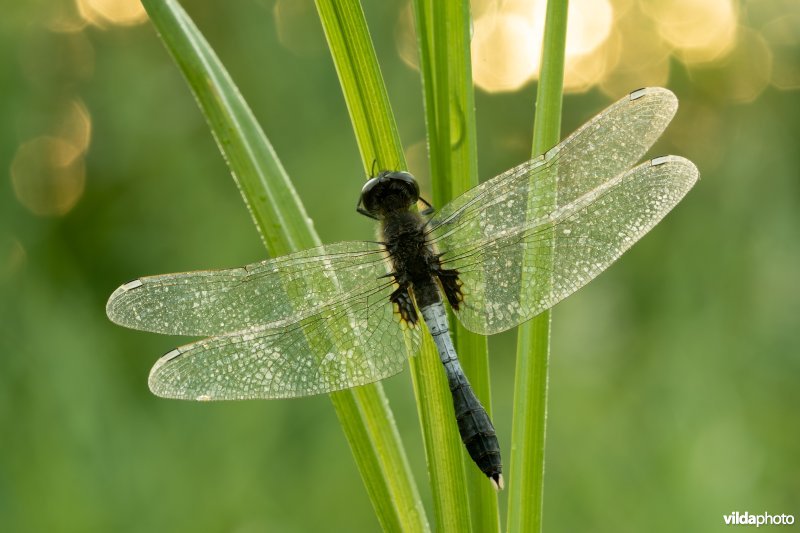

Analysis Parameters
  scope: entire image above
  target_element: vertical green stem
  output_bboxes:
[414,0,499,531]
[314,0,405,172]
[315,0,478,530]
[507,1,568,532]
[314,2,433,530]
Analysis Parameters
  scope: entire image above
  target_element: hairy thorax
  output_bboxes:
[382,210,441,310]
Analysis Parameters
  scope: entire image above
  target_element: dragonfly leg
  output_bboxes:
[419,196,435,216]
[390,282,418,326]
[435,268,464,310]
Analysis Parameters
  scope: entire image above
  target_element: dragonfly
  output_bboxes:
[106,87,698,490]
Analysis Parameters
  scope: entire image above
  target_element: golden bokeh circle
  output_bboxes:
[471,12,541,92]
[75,0,148,28]
[11,137,87,217]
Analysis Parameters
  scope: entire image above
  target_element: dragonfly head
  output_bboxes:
[357,171,420,219]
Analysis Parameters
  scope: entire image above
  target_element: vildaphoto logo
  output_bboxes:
[723,511,795,527]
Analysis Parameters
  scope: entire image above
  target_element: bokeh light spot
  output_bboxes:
[404,140,431,199]
[395,2,419,71]
[762,13,800,90]
[10,137,87,217]
[565,0,613,58]
[689,27,773,104]
[471,12,541,92]
[470,0,614,93]
[471,0,500,19]
[47,1,89,33]
[57,99,93,154]
[599,2,672,98]
[641,0,737,64]
[76,0,148,28]
[564,30,620,94]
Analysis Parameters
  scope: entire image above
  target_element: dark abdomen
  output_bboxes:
[420,302,503,488]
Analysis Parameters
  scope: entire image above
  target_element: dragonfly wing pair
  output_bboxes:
[107,87,698,400]
[107,241,419,399]
[428,87,698,334]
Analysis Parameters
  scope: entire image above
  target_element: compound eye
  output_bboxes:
[391,171,420,199]
[359,177,381,214]
[360,176,380,197]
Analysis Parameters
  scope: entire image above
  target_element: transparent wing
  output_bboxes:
[441,156,698,335]
[148,281,421,399]
[106,241,388,336]
[427,87,678,239]
[426,87,690,335]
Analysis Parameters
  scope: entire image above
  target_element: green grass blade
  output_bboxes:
[315,1,472,530]
[414,0,499,531]
[314,0,404,172]
[315,2,445,531]
[507,1,568,532]
[141,2,426,531]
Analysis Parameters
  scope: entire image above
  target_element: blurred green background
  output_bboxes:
[1,0,798,531]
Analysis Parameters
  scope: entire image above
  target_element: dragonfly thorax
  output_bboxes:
[358,171,420,219]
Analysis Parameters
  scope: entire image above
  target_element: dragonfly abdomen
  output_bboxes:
[420,302,503,490]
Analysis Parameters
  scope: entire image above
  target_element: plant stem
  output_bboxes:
[507,1,568,532]
[414,0,499,531]
[316,1,470,531]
